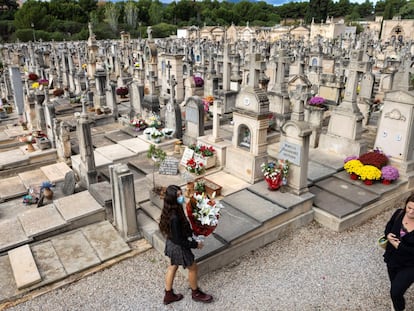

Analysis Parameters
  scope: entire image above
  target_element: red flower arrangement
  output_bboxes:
[189,144,215,157]
[53,88,64,97]
[116,87,129,97]
[28,73,39,81]
[358,150,388,169]
[186,158,204,175]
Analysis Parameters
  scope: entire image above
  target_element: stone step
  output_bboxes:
[8,244,41,289]
[140,201,161,223]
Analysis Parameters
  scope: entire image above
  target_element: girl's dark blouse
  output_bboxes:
[169,212,198,249]
[384,208,414,268]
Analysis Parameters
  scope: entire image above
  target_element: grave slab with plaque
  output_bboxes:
[159,157,179,175]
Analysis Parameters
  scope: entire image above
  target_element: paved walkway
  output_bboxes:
[4,208,413,311]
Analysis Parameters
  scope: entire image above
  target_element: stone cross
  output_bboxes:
[340,49,370,112]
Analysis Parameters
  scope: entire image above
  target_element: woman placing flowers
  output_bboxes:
[159,185,213,305]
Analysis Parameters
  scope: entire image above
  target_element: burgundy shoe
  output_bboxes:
[163,289,184,305]
[192,288,213,303]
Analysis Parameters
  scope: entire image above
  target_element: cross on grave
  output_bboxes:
[340,49,370,112]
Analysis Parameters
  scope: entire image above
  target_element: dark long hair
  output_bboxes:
[159,185,192,239]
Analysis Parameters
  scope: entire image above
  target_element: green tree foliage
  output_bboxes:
[151,22,177,38]
[3,0,399,43]
[124,1,139,29]
[306,0,329,23]
[104,2,120,32]
[399,1,414,19]
[149,0,163,25]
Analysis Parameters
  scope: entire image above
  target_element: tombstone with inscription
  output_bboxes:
[159,156,179,175]
[182,97,204,146]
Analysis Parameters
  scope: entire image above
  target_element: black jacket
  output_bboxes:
[384,208,414,268]
[169,212,198,249]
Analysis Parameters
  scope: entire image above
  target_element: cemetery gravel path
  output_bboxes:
[7,208,414,311]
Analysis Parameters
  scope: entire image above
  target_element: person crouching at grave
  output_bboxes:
[384,193,414,311]
[159,185,213,305]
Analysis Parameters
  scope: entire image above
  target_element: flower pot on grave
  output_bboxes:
[204,155,216,170]
[196,177,222,197]
[265,175,282,190]
[43,188,53,200]
[382,179,392,185]
[26,143,35,152]
[364,179,373,186]
[350,173,358,180]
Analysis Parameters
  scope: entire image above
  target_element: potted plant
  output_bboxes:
[146,144,167,207]
[344,159,364,180]
[130,114,147,131]
[28,73,39,81]
[186,158,205,176]
[116,87,129,98]
[189,144,216,169]
[194,180,205,193]
[381,165,399,184]
[261,159,289,190]
[307,96,327,109]
[358,165,382,185]
[53,88,64,97]
[161,128,175,139]
[150,129,164,143]
[193,76,204,87]
[40,181,54,200]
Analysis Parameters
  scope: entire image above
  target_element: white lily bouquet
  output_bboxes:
[186,192,223,237]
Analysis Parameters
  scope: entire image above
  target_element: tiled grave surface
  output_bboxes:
[117,138,150,154]
[94,144,136,162]
[0,149,28,169]
[18,204,66,238]
[0,176,27,200]
[92,134,115,148]
[18,169,48,189]
[214,203,261,243]
[222,190,286,223]
[0,255,16,302]
[308,161,337,183]
[203,171,250,197]
[310,186,361,218]
[104,131,133,143]
[30,242,67,287]
[314,176,379,207]
[0,218,31,253]
[40,162,73,183]
[51,230,101,274]
[248,180,314,208]
[54,191,104,222]
[81,221,130,261]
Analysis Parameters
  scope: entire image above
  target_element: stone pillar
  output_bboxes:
[76,107,97,188]
[109,163,140,242]
[280,121,312,195]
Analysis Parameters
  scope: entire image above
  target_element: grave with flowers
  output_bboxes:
[343,148,399,185]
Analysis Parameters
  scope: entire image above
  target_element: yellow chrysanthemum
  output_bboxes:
[344,159,363,174]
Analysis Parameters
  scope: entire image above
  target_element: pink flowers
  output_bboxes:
[308,96,325,106]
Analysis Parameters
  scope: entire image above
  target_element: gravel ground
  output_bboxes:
[6,208,414,311]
